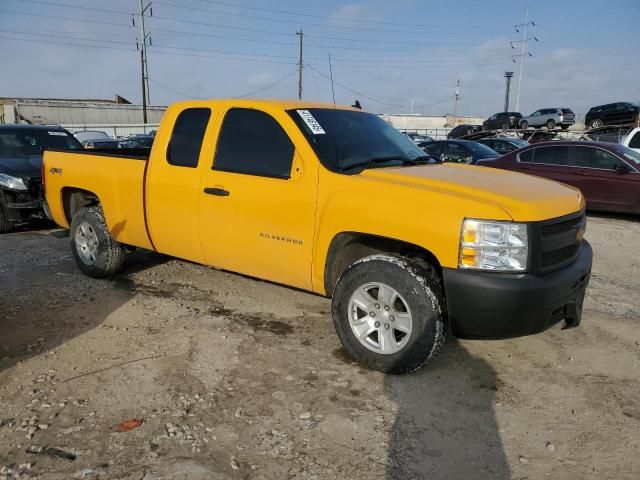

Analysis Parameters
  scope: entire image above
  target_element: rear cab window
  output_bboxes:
[213,108,294,179]
[167,108,211,168]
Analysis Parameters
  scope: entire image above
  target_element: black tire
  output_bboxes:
[331,254,446,374]
[590,119,603,129]
[520,120,528,129]
[546,120,556,130]
[0,203,13,234]
[70,206,125,278]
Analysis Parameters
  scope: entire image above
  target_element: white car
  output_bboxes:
[623,127,640,153]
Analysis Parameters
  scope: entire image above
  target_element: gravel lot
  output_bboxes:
[0,214,639,480]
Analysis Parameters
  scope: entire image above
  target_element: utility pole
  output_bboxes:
[511,7,537,112]
[296,29,304,100]
[137,0,152,123]
[504,71,514,112]
[328,54,336,107]
[453,78,460,121]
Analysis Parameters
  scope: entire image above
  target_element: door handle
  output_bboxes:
[204,187,230,196]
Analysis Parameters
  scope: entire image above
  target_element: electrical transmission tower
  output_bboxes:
[510,7,538,112]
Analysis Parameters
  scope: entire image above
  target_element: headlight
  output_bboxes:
[0,173,28,191]
[459,219,529,271]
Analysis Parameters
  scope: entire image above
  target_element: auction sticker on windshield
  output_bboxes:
[297,110,325,135]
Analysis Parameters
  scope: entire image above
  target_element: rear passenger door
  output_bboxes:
[517,145,577,185]
[198,106,319,290]
[146,106,214,263]
[572,146,639,211]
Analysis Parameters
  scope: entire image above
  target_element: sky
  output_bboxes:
[0,0,638,119]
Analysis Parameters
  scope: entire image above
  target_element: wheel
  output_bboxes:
[502,122,510,130]
[520,120,528,129]
[70,205,125,278]
[331,254,446,374]
[546,120,556,130]
[590,119,603,129]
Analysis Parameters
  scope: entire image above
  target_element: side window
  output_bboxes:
[532,146,570,166]
[422,142,440,156]
[531,110,540,117]
[167,108,211,168]
[518,148,534,162]
[443,143,471,163]
[214,108,294,179]
[575,147,622,170]
[629,131,640,149]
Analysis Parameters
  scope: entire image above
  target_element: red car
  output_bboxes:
[476,141,640,214]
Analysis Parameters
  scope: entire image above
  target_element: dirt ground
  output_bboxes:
[0,214,638,480]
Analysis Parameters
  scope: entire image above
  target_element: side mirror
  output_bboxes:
[614,163,632,174]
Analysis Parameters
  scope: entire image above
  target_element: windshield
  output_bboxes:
[509,139,529,148]
[0,128,82,155]
[463,141,499,156]
[615,145,640,166]
[287,108,428,172]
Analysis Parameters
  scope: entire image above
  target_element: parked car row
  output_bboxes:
[450,101,638,139]
[72,130,155,149]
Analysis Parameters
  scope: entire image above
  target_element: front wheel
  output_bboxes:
[70,206,125,278]
[331,254,446,374]
[520,120,529,129]
[590,119,603,129]
[0,203,13,234]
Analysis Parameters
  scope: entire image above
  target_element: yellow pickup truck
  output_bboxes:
[43,99,592,373]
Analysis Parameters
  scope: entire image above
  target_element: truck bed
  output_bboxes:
[43,149,154,250]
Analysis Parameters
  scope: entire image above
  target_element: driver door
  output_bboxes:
[198,106,319,290]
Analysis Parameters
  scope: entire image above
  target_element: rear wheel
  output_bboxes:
[331,254,446,374]
[546,120,556,130]
[590,119,603,129]
[70,206,125,278]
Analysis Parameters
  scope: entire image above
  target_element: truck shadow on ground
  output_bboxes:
[0,244,166,375]
[384,340,510,480]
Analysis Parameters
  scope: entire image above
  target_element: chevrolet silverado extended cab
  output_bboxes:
[43,100,592,373]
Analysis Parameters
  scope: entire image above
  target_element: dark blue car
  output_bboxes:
[418,140,500,164]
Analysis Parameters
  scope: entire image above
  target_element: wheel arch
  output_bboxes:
[62,187,101,225]
[323,231,442,296]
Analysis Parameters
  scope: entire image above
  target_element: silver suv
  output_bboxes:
[518,108,575,130]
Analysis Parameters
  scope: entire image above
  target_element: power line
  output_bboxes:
[152,0,501,36]
[191,0,505,30]
[150,69,298,99]
[0,34,136,52]
[150,14,293,37]
[0,9,134,28]
[16,0,132,16]
[233,69,298,98]
[0,30,132,45]
[308,66,453,110]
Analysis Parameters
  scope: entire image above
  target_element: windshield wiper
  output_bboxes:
[341,155,436,172]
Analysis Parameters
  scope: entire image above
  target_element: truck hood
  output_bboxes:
[0,155,42,180]
[361,163,584,221]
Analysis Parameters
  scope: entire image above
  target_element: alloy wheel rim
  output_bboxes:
[348,282,413,355]
[75,222,99,265]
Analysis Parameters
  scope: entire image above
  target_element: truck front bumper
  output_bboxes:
[442,241,592,340]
